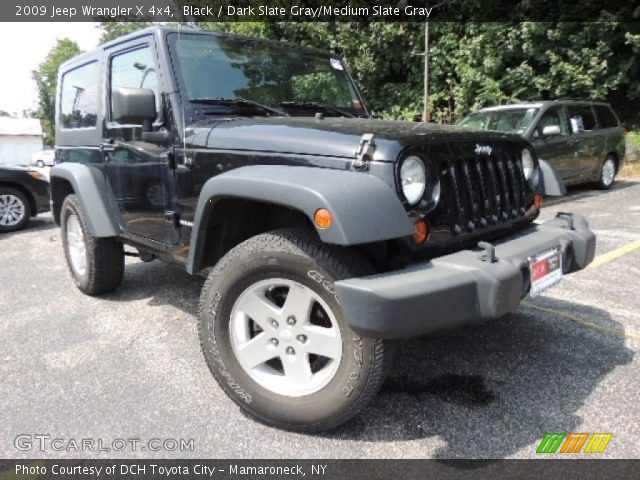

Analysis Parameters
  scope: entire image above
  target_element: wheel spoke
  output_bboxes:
[237,291,280,329]
[282,283,314,320]
[235,333,278,369]
[282,353,312,383]
[303,325,341,360]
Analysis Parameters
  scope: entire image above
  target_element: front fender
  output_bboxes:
[50,163,120,237]
[186,165,413,274]
[536,159,567,196]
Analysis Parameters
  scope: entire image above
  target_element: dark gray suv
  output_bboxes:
[460,100,626,189]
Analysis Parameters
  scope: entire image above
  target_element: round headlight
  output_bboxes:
[400,156,426,205]
[522,148,535,180]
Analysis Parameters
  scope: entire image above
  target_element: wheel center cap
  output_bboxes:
[279,329,293,343]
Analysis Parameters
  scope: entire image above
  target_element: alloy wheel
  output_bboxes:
[66,214,87,276]
[229,278,343,397]
[0,194,26,227]
[602,158,616,187]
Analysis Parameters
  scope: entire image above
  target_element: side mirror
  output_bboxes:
[542,125,562,137]
[111,87,156,128]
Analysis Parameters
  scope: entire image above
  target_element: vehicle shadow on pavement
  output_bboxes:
[99,259,204,315]
[326,297,634,459]
[544,180,638,208]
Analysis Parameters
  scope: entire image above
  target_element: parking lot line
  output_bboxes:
[588,239,640,269]
[522,303,640,341]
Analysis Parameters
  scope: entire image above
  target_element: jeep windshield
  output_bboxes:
[168,33,368,117]
[459,107,539,134]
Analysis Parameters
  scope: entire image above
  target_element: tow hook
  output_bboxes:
[556,212,575,230]
[478,241,497,263]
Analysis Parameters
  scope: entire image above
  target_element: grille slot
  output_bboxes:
[444,145,527,234]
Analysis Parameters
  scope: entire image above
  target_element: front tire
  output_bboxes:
[61,194,124,295]
[596,155,616,190]
[0,187,30,233]
[198,229,395,432]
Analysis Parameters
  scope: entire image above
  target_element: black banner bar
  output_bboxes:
[4,0,640,22]
[1,459,639,480]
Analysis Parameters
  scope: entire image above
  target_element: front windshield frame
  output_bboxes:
[167,31,370,118]
[459,107,540,135]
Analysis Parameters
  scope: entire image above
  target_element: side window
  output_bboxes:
[566,104,596,133]
[534,107,569,138]
[594,105,619,129]
[58,149,101,164]
[60,62,99,129]
[110,46,160,123]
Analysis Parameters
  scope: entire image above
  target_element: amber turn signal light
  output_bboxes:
[413,219,429,244]
[534,194,543,209]
[314,208,333,229]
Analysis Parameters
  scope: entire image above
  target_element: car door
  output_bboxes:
[104,40,178,244]
[565,103,601,180]
[531,106,575,180]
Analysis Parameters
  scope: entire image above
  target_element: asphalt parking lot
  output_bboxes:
[1,180,639,459]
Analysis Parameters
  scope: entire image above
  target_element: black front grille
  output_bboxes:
[443,144,529,235]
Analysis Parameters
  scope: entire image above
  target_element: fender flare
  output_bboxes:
[186,165,413,274]
[536,159,567,196]
[50,163,120,237]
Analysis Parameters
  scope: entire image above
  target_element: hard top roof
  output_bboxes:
[59,25,339,71]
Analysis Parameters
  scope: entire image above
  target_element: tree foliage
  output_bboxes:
[99,22,151,43]
[32,38,81,145]
[89,22,640,128]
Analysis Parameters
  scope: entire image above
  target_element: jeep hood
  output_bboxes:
[184,117,523,162]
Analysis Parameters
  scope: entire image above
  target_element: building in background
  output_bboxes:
[0,117,43,166]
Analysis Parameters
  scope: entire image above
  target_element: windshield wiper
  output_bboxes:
[279,101,357,118]
[190,97,288,116]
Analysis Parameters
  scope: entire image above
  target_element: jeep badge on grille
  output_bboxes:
[475,144,493,155]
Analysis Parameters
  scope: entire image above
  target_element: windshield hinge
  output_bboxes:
[354,133,375,170]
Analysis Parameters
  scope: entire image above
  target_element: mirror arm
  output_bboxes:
[142,129,171,145]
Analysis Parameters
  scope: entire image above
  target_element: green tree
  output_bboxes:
[99,22,151,43]
[99,21,640,127]
[32,38,81,146]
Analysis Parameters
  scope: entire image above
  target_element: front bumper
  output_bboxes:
[336,213,595,338]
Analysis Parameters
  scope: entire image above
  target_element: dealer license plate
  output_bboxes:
[529,247,562,297]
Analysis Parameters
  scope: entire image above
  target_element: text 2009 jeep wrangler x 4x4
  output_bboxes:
[50,27,595,431]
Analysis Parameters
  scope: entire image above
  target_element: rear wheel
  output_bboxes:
[198,229,395,432]
[0,187,30,233]
[61,194,124,295]
[36,160,45,168]
[596,155,616,190]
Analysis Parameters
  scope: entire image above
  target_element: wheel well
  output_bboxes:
[50,177,74,225]
[0,182,36,217]
[196,198,315,272]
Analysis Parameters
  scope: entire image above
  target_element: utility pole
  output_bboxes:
[423,20,429,122]
[421,1,445,122]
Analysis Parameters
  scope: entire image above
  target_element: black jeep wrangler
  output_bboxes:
[51,27,595,431]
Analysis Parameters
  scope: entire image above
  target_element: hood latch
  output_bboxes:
[354,133,375,170]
